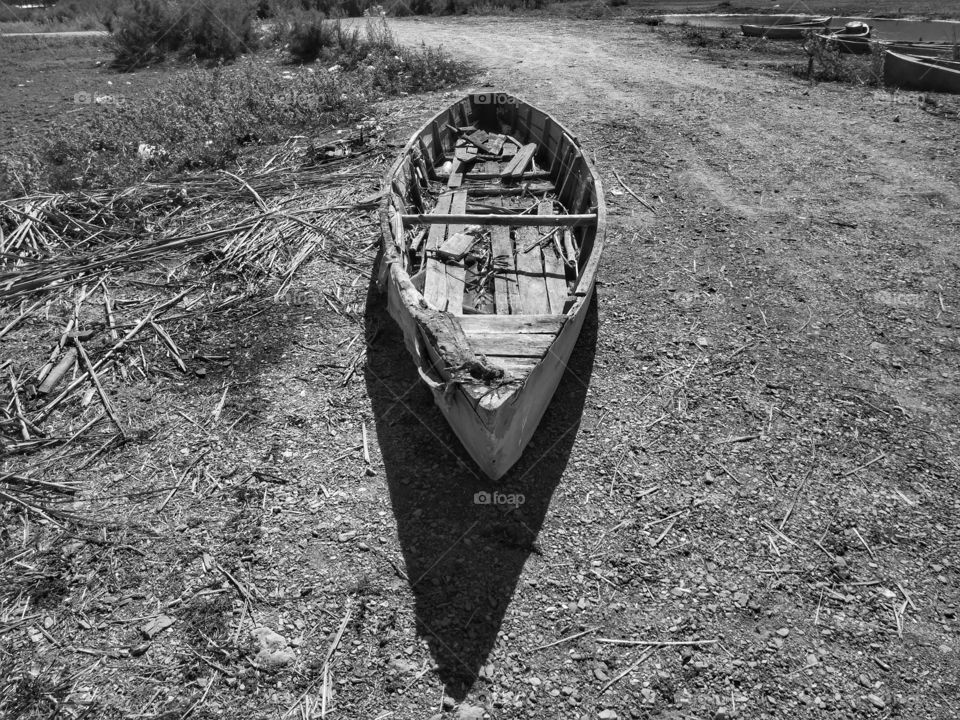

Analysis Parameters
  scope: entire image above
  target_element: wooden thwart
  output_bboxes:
[458,314,565,334]
[402,213,596,227]
[471,333,554,358]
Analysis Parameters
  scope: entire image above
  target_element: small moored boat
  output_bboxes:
[877,41,960,59]
[741,16,831,40]
[378,93,606,479]
[816,21,871,54]
[883,49,960,94]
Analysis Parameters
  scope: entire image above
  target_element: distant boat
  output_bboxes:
[741,17,831,40]
[884,50,960,94]
[816,21,871,54]
[877,41,960,60]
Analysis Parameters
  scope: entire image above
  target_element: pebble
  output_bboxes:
[456,704,485,720]
[598,711,618,720]
[776,628,790,637]
[867,694,885,709]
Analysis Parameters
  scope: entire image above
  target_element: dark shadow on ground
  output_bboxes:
[363,273,598,700]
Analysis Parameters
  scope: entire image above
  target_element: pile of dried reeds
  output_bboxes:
[0,132,385,524]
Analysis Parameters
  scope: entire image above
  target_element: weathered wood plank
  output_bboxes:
[445,262,466,315]
[423,193,454,310]
[502,143,538,178]
[458,315,565,334]
[484,356,540,378]
[444,191,469,315]
[455,143,478,162]
[401,213,597,227]
[438,170,551,182]
[542,237,568,314]
[490,225,516,315]
[437,231,476,262]
[514,228,549,316]
[471,333,554,358]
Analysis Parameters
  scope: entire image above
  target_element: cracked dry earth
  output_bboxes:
[6,16,960,720]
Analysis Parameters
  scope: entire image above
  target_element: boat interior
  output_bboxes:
[385,94,602,389]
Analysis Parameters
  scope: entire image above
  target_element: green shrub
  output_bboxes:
[285,10,337,63]
[111,0,180,68]
[804,34,883,85]
[110,0,258,68]
[185,0,258,61]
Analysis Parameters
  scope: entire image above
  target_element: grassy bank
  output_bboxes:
[0,16,472,195]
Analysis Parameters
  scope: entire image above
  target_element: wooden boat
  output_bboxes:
[377,93,605,480]
[740,16,830,39]
[884,50,960,93]
[816,21,871,54]
[877,41,960,60]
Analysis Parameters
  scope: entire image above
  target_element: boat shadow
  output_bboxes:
[363,272,598,700]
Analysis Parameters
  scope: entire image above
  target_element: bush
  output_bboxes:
[186,0,258,61]
[285,10,338,63]
[282,14,377,67]
[804,34,883,85]
[110,0,258,69]
[111,0,179,68]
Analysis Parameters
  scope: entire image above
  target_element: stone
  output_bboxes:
[252,627,294,670]
[456,704,485,720]
[252,627,288,652]
[598,711,618,720]
[867,694,885,709]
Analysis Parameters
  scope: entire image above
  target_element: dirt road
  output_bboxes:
[370,16,960,716]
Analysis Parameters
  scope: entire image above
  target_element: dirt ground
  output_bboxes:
[2,14,959,720]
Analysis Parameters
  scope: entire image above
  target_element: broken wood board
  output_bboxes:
[502,143,538,178]
[437,230,478,262]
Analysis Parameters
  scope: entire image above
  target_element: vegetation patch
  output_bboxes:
[2,15,471,193]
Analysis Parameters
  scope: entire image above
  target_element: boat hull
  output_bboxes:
[378,94,605,480]
[884,50,960,93]
[879,41,960,59]
[741,18,830,39]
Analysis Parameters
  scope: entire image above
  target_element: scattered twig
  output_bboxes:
[843,453,885,477]
[532,626,601,652]
[600,647,656,694]
[612,170,656,212]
